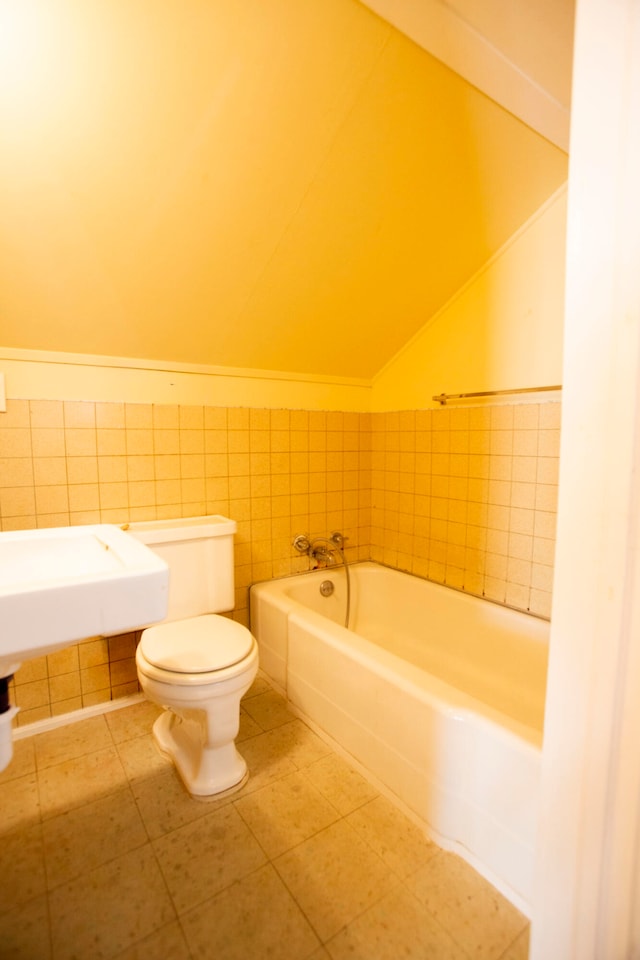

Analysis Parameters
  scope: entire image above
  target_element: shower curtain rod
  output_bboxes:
[432,385,562,405]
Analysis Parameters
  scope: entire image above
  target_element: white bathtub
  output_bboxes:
[249,561,549,914]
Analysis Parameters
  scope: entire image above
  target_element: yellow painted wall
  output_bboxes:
[371,185,567,410]
[0,350,371,411]
[2,179,567,414]
[0,0,567,380]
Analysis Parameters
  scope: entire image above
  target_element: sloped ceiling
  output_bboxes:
[360,0,574,151]
[0,0,570,380]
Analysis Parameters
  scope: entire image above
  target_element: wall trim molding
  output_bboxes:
[0,346,371,389]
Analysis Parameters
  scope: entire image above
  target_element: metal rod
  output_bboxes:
[432,385,562,406]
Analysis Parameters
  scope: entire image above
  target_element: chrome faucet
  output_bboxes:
[293,532,348,565]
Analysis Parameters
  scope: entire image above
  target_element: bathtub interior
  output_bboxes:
[254,562,548,733]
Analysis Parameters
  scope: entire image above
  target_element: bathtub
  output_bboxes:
[249,561,549,914]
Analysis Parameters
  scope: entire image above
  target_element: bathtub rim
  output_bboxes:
[250,559,552,624]
[250,561,547,749]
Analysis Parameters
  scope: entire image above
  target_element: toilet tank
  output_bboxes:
[127,515,236,622]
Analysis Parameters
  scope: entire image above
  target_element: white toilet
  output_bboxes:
[128,515,258,799]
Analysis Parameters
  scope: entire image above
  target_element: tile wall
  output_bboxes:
[0,400,371,724]
[0,397,559,726]
[370,403,560,617]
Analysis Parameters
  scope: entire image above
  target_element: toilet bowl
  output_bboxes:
[128,516,258,799]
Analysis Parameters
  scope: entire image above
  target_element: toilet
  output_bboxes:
[128,515,258,799]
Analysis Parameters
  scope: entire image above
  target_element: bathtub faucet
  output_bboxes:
[293,532,349,565]
[293,532,352,628]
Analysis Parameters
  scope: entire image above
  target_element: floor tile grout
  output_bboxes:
[1,676,529,960]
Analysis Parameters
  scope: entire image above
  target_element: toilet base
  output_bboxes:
[153,710,249,800]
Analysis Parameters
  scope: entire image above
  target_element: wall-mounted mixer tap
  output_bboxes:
[292,532,352,628]
[293,532,349,565]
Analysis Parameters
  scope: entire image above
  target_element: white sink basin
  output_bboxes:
[0,524,169,676]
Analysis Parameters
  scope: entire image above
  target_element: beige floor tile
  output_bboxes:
[242,673,272,700]
[131,766,220,840]
[500,926,530,960]
[38,745,129,819]
[1,672,531,960]
[49,845,176,960]
[182,863,320,960]
[0,773,40,833]
[112,920,192,960]
[105,699,163,743]
[0,892,52,960]
[303,752,378,815]
[237,728,299,794]
[237,704,264,741]
[153,804,267,913]
[274,818,399,942]
[346,794,438,878]
[0,823,46,914]
[0,736,36,783]
[260,718,333,770]
[116,732,173,781]
[326,885,467,960]
[235,770,340,858]
[34,715,113,769]
[241,689,296,730]
[407,850,528,960]
[43,786,148,889]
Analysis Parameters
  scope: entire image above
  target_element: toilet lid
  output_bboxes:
[139,615,254,674]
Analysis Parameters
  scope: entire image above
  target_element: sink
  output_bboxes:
[0,524,169,677]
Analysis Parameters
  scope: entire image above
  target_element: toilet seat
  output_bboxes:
[138,614,255,685]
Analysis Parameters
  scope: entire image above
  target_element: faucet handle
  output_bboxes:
[293,534,311,554]
[329,531,348,547]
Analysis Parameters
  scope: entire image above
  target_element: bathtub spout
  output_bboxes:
[309,543,336,565]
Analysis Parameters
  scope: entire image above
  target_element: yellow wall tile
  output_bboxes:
[79,638,109,669]
[32,429,65,458]
[65,428,97,457]
[13,656,48,683]
[49,672,82,703]
[97,402,126,428]
[80,664,111,694]
[179,406,204,429]
[47,646,79,676]
[0,428,32,457]
[129,480,155,507]
[64,401,96,428]
[125,403,153,428]
[98,456,127,482]
[205,430,229,453]
[29,400,63,428]
[35,486,69,514]
[100,482,129,509]
[538,429,561,457]
[204,407,227,429]
[0,458,33,486]
[14,679,50,710]
[127,429,154,455]
[66,457,99,484]
[97,429,126,456]
[2,400,30,428]
[154,429,180,455]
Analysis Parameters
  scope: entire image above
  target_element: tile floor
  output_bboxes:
[0,674,530,959]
